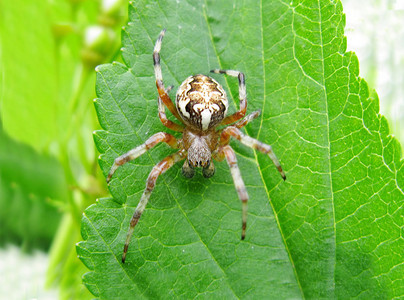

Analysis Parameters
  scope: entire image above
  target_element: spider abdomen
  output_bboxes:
[176,74,228,131]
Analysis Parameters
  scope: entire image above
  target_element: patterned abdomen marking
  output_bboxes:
[176,75,228,131]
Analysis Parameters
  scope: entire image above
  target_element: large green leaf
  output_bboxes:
[78,0,404,298]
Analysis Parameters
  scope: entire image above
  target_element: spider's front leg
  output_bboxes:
[122,149,186,263]
[221,126,286,180]
[218,145,249,239]
[106,132,181,183]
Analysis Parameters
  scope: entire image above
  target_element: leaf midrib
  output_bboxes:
[317,0,337,294]
[203,0,307,297]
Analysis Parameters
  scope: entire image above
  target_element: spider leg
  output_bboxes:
[107,132,181,183]
[154,29,183,123]
[210,69,246,125]
[122,149,186,263]
[234,110,261,129]
[158,85,184,132]
[221,126,286,180]
[221,145,249,240]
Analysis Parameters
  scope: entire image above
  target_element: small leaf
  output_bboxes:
[79,0,404,298]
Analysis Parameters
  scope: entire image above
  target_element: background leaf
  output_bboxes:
[0,0,100,152]
[0,1,59,151]
[78,0,404,298]
[0,125,66,249]
[0,0,126,298]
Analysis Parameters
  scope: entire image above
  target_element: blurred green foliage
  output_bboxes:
[0,0,126,298]
[0,125,65,250]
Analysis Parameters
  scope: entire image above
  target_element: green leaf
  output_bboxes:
[0,0,102,152]
[0,1,60,150]
[0,128,66,249]
[78,0,404,298]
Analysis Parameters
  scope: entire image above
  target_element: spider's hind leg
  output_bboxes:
[210,69,247,125]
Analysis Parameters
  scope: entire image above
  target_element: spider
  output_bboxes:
[107,29,286,263]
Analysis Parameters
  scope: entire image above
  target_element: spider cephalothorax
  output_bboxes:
[107,29,286,263]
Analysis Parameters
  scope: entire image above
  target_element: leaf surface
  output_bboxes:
[78,0,404,298]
